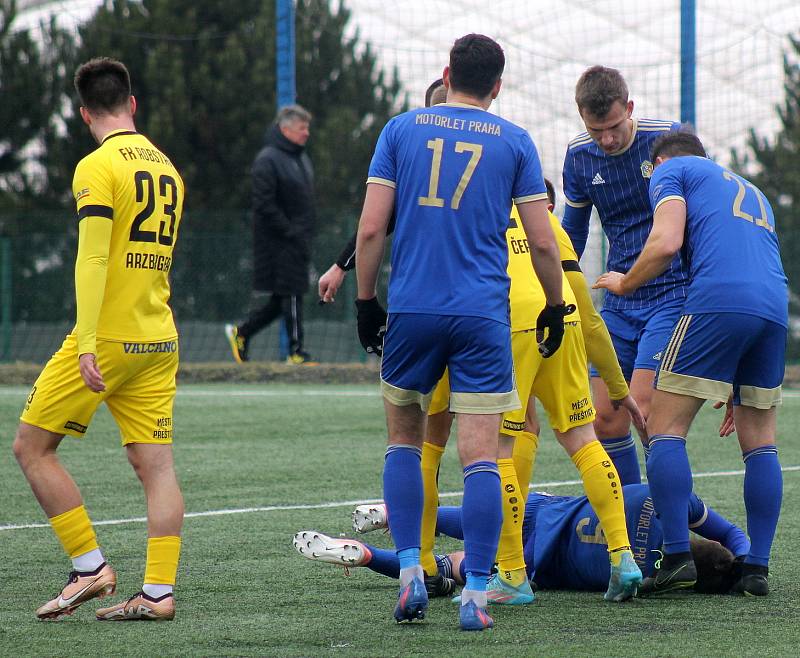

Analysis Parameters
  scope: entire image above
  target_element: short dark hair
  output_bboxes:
[690,538,738,594]
[651,129,707,161]
[448,34,504,98]
[425,78,444,107]
[74,57,131,114]
[544,178,556,207]
[575,65,628,117]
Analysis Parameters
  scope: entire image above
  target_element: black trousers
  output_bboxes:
[238,292,304,354]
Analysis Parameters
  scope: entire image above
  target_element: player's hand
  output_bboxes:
[318,264,346,304]
[79,353,106,393]
[713,396,735,437]
[536,302,575,358]
[593,271,627,295]
[611,394,648,441]
[355,297,387,356]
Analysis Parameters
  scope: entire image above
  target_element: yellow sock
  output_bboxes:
[571,441,630,557]
[512,431,539,494]
[49,505,99,559]
[144,536,182,585]
[495,458,527,581]
[420,442,445,577]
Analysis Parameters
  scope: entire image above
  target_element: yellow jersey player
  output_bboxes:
[12,58,184,622]
[419,206,644,605]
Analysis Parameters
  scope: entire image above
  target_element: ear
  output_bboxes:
[547,203,554,212]
[626,99,634,117]
[490,77,502,100]
[654,155,666,166]
[442,66,450,89]
[130,95,137,116]
[79,106,92,127]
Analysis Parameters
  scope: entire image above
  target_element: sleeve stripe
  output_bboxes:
[561,260,582,272]
[565,198,591,208]
[77,204,113,220]
[654,195,686,212]
[513,192,548,204]
[366,176,396,188]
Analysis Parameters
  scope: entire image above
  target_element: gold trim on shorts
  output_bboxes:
[739,384,782,409]
[450,389,520,415]
[381,379,434,411]
[661,314,692,372]
[656,370,731,403]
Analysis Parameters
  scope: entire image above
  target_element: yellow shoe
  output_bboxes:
[286,350,317,365]
[224,324,248,363]
[36,563,116,621]
[96,591,175,621]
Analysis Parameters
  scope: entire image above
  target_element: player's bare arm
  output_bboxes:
[594,198,686,296]
[355,183,395,300]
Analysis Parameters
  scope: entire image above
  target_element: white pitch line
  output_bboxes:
[0,386,798,398]
[2,465,798,533]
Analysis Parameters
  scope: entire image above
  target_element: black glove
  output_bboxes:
[536,302,576,358]
[355,297,387,356]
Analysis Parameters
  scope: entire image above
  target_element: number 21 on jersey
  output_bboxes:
[419,138,483,210]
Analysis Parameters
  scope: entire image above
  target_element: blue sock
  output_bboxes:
[742,446,782,568]
[600,434,641,486]
[364,548,453,581]
[465,572,487,593]
[435,506,464,539]
[365,545,400,579]
[397,547,420,571]
[461,461,502,583]
[688,493,750,557]
[646,435,692,555]
[383,445,423,556]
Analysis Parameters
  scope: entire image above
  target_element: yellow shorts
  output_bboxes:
[21,334,179,445]
[428,369,451,416]
[502,323,595,434]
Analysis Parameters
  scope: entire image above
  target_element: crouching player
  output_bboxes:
[595,131,787,595]
[294,483,749,597]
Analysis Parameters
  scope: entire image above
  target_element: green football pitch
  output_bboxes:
[1,383,798,657]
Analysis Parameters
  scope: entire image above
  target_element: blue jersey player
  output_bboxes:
[294,483,750,597]
[354,34,569,631]
[595,131,788,597]
[562,66,687,486]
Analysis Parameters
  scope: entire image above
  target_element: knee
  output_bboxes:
[12,425,45,469]
[592,410,628,439]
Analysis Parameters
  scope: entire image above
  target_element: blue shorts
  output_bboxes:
[590,298,684,381]
[655,312,786,409]
[380,313,519,414]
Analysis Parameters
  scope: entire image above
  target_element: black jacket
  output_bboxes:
[251,124,315,294]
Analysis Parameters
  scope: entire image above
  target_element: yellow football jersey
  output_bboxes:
[71,130,184,353]
[506,209,578,332]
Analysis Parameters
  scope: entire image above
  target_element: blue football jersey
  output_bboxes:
[562,118,689,310]
[525,485,662,590]
[367,103,547,324]
[649,156,788,328]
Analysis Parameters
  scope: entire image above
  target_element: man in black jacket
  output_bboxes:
[226,105,316,363]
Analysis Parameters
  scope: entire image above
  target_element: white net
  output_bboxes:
[341,0,800,279]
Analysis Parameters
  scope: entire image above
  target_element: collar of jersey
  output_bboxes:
[439,102,487,112]
[101,129,138,144]
[607,118,638,157]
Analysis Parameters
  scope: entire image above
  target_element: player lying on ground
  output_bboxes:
[322,169,647,605]
[294,484,749,597]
